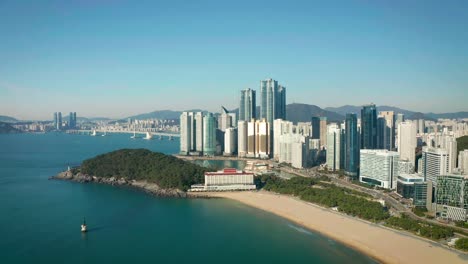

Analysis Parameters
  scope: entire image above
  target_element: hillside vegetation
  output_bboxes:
[78,149,210,191]
[457,135,468,153]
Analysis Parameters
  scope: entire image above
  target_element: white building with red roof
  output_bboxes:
[189,168,256,192]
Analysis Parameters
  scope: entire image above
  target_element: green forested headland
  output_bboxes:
[78,149,210,191]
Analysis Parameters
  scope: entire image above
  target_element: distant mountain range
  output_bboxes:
[324,105,468,120]
[2,105,467,124]
[286,103,344,123]
[0,115,18,123]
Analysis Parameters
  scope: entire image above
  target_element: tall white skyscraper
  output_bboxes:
[397,121,417,166]
[278,133,309,168]
[224,127,237,156]
[194,112,204,152]
[180,111,206,155]
[422,147,450,183]
[360,150,400,189]
[379,111,395,150]
[237,121,248,158]
[260,79,286,125]
[273,119,293,161]
[326,123,342,171]
[179,112,192,154]
[246,119,270,158]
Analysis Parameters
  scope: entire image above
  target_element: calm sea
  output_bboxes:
[0,133,377,264]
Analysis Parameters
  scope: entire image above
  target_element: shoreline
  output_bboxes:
[192,191,468,264]
[51,170,467,263]
[50,171,187,198]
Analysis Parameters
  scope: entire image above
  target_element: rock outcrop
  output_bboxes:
[51,171,187,198]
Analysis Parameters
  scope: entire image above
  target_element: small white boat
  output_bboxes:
[81,218,87,232]
[91,130,97,136]
[101,131,107,137]
[144,132,153,140]
[130,130,136,139]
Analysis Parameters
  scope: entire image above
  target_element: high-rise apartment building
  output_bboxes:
[394,113,405,149]
[360,150,400,189]
[361,104,377,149]
[422,147,450,183]
[397,121,417,167]
[239,88,256,121]
[326,123,342,171]
[203,113,216,156]
[278,133,309,168]
[179,112,192,155]
[344,113,359,178]
[273,119,294,161]
[57,112,62,130]
[219,106,234,132]
[224,128,237,156]
[247,119,270,158]
[237,121,248,157]
[379,111,395,150]
[319,117,327,148]
[180,111,207,155]
[259,79,286,125]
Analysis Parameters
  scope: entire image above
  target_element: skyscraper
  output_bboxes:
[319,117,327,148]
[273,119,294,161]
[239,88,256,121]
[259,78,286,124]
[237,121,248,158]
[246,119,270,158]
[57,112,62,130]
[180,112,192,155]
[360,104,377,149]
[218,106,233,132]
[379,111,395,150]
[395,113,405,149]
[344,113,359,178]
[397,121,417,167]
[69,112,77,129]
[180,111,204,155]
[203,113,216,156]
[311,117,320,140]
[53,112,58,130]
[422,147,450,183]
[326,123,342,171]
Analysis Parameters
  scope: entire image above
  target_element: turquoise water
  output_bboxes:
[0,133,377,264]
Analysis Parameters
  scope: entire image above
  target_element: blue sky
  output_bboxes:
[1,0,467,120]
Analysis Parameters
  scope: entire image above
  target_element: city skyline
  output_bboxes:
[1,1,468,119]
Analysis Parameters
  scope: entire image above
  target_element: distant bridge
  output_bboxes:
[66,130,180,137]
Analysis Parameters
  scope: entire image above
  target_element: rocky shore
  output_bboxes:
[50,170,188,198]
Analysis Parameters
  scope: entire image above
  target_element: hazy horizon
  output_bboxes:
[1,1,467,120]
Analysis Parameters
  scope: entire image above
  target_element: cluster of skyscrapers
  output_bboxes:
[179,84,468,221]
[53,112,77,130]
[181,78,287,159]
[322,104,468,221]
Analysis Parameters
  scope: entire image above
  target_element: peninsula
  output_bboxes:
[52,149,211,197]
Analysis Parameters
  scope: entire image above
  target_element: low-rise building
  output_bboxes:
[396,173,425,203]
[189,168,256,192]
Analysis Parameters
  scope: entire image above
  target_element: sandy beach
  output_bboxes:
[195,191,468,264]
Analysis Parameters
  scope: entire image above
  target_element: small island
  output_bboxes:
[52,149,212,197]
